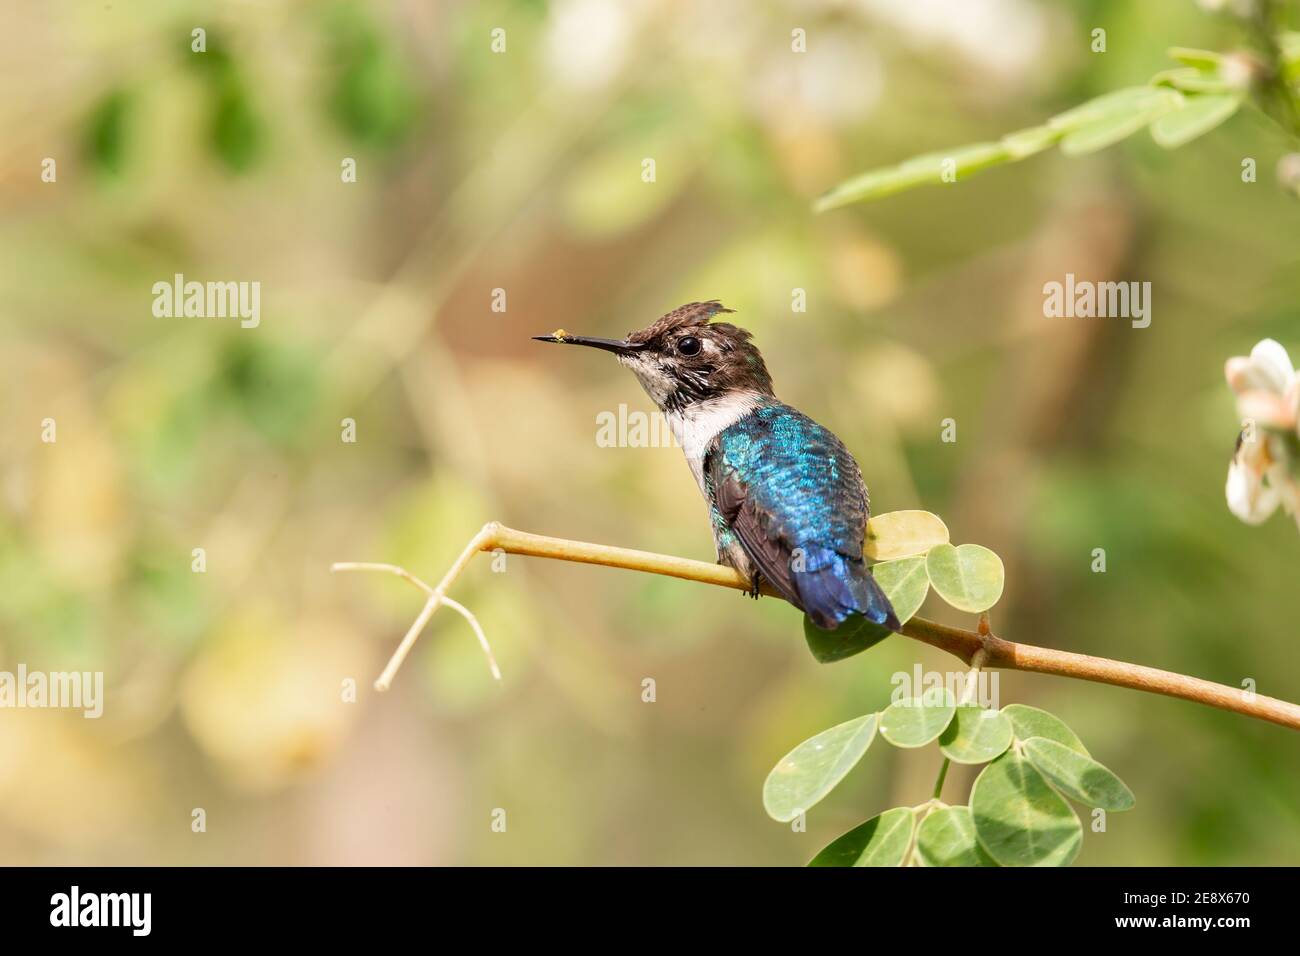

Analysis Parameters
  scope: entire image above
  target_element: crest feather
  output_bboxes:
[629,300,734,342]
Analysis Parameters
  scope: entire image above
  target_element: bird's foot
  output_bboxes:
[747,572,762,600]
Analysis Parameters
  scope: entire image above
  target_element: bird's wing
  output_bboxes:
[710,465,803,606]
[706,405,869,612]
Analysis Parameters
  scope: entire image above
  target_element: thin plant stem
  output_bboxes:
[932,758,951,800]
[334,522,1300,731]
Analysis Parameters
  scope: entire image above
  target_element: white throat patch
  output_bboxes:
[666,392,764,492]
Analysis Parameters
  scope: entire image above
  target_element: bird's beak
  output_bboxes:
[532,333,646,356]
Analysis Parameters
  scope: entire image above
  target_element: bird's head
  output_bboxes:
[533,301,774,413]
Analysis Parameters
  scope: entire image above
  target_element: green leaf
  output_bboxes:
[1151,67,1203,88]
[323,8,418,150]
[84,87,133,176]
[814,143,1010,211]
[870,556,928,624]
[1001,704,1089,755]
[803,613,891,663]
[926,141,1011,178]
[939,706,1014,765]
[210,77,264,172]
[814,75,1227,212]
[915,806,998,867]
[763,714,878,822]
[864,510,949,560]
[879,690,957,748]
[1059,95,1180,157]
[808,807,916,867]
[1150,94,1240,149]
[1001,125,1061,160]
[925,543,1005,613]
[1023,737,1135,811]
[971,752,1082,867]
[814,158,949,211]
[1048,86,1173,133]
[1151,68,1236,94]
[1166,47,1224,71]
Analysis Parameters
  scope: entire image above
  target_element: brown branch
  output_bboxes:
[333,522,1300,732]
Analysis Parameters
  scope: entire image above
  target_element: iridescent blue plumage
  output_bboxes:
[704,400,900,631]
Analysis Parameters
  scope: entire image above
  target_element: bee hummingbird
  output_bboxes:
[535,300,900,633]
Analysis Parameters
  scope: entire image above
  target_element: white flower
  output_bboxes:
[1224,339,1300,528]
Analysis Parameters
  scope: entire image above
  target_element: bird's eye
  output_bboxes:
[677,336,702,356]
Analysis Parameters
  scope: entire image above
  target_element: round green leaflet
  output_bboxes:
[803,612,890,663]
[1023,737,1135,812]
[807,807,916,867]
[879,690,956,748]
[971,752,1082,867]
[870,555,929,624]
[762,714,878,822]
[925,543,1005,613]
[939,706,1014,764]
[915,806,998,867]
[1001,703,1089,755]
[863,510,949,561]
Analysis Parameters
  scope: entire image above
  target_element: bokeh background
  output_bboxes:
[1,0,1298,866]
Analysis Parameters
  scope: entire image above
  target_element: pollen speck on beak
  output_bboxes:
[552,328,567,341]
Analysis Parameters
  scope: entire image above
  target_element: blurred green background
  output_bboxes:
[1,0,1297,865]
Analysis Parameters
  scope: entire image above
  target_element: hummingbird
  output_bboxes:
[534,300,900,633]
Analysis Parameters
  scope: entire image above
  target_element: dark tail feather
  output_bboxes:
[794,547,901,633]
